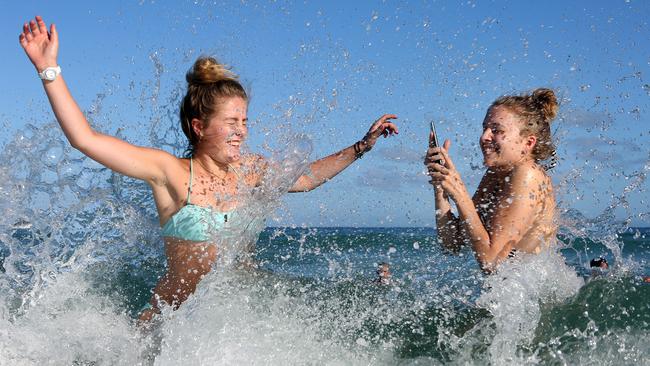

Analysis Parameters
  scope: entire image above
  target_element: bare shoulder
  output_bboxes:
[511,163,549,186]
[155,155,190,189]
[509,163,553,200]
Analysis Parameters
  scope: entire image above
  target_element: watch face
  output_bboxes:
[45,69,56,80]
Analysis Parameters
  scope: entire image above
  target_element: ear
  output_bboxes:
[525,135,537,153]
[191,118,204,138]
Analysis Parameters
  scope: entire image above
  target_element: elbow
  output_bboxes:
[67,130,96,153]
[289,185,315,193]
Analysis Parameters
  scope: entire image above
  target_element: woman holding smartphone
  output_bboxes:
[425,89,558,272]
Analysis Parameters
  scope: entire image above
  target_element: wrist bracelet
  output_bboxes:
[354,141,365,159]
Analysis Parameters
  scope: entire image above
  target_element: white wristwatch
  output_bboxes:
[38,66,61,81]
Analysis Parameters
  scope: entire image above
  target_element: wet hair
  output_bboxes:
[590,257,608,268]
[491,88,559,170]
[179,56,248,157]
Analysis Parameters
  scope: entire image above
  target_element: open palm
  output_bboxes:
[19,16,58,71]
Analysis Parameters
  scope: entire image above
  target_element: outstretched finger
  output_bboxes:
[381,122,399,135]
[50,23,58,43]
[18,32,27,47]
[23,23,34,41]
[438,140,457,170]
[36,15,47,35]
[378,114,398,122]
[29,19,39,35]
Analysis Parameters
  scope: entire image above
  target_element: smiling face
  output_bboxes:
[193,96,248,164]
[480,106,535,169]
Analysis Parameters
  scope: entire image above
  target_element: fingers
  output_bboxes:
[425,147,445,164]
[36,15,47,35]
[29,19,39,35]
[367,116,398,141]
[22,23,34,41]
[50,23,58,43]
[377,114,398,122]
[425,162,449,175]
[443,139,451,151]
[380,122,399,136]
[437,143,456,170]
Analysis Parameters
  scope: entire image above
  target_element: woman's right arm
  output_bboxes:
[19,16,173,184]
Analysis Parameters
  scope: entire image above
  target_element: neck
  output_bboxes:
[489,154,535,175]
[194,153,231,176]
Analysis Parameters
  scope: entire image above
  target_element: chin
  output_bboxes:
[227,151,242,163]
[483,158,495,168]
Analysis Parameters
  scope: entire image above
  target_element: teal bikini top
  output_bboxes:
[161,158,239,242]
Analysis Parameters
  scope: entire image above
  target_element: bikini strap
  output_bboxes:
[187,157,194,204]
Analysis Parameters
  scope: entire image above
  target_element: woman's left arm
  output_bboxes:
[429,144,540,271]
[289,114,398,192]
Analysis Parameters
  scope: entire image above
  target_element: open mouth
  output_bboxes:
[482,146,496,155]
[227,140,241,147]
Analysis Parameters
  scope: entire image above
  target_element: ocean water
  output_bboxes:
[0,126,648,366]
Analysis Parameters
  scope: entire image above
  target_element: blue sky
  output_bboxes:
[2,1,649,227]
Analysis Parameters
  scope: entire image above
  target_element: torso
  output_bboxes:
[473,163,556,254]
[144,154,265,307]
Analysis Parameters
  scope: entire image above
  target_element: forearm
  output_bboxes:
[42,76,95,150]
[434,189,464,251]
[289,142,360,192]
[453,193,495,270]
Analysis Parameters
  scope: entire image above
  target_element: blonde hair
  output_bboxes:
[179,57,248,156]
[491,88,559,169]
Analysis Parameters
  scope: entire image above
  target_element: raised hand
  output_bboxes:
[425,139,467,200]
[359,114,399,151]
[19,15,59,72]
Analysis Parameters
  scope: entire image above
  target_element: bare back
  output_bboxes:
[473,162,556,257]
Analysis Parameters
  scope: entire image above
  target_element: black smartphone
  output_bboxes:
[430,121,443,165]
[429,121,439,148]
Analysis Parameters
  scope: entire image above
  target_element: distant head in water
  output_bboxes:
[374,262,391,285]
[481,88,558,171]
[180,57,249,164]
[590,257,609,270]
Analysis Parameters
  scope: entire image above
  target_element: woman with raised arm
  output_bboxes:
[20,16,398,321]
[425,89,558,272]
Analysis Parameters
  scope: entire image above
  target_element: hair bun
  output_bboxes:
[186,56,238,85]
[531,88,558,122]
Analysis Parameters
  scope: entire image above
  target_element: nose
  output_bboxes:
[235,122,247,137]
[480,128,491,143]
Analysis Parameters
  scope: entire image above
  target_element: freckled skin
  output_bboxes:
[19,15,400,323]
[473,162,556,255]
[425,106,556,271]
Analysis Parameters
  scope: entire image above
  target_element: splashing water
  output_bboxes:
[3,2,650,364]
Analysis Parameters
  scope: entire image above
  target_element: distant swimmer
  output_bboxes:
[373,262,391,285]
[589,257,609,277]
[590,257,609,270]
[425,89,559,272]
[19,16,399,322]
